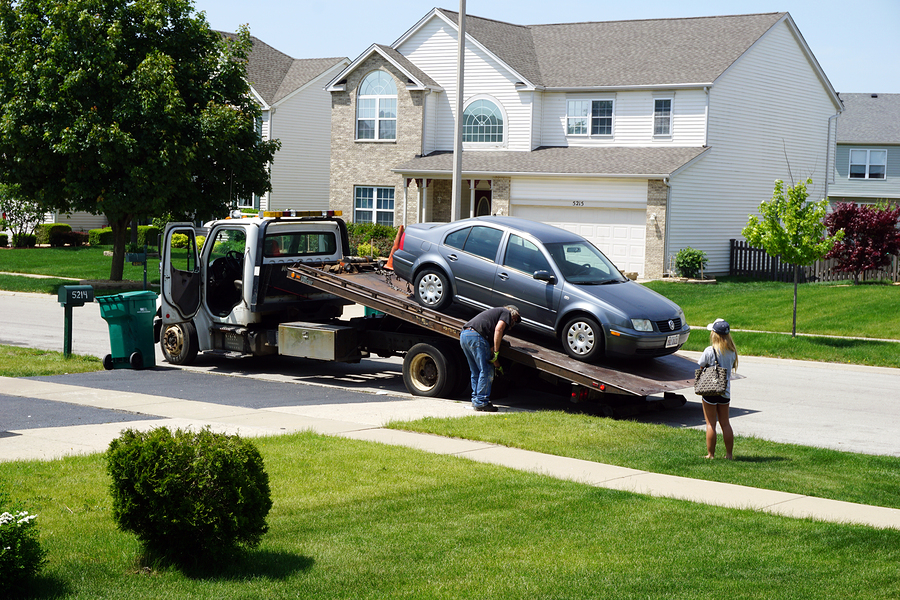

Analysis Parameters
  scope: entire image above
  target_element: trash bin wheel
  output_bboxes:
[102,354,114,370]
[129,351,143,370]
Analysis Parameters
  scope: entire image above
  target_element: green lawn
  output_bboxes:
[4,432,899,599]
[0,246,159,285]
[0,345,102,377]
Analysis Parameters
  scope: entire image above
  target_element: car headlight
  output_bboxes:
[631,319,653,332]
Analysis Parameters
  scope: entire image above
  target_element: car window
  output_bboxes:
[462,226,504,261]
[208,228,246,265]
[444,227,471,250]
[503,234,552,274]
[264,231,337,258]
[545,241,626,284]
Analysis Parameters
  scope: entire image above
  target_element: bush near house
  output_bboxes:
[347,222,398,257]
[11,233,36,247]
[87,225,160,249]
[0,234,7,247]
[35,223,72,246]
[675,247,708,279]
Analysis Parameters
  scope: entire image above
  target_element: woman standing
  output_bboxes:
[698,318,739,459]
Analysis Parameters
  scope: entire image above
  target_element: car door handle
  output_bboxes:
[447,254,458,262]
[498,272,509,281]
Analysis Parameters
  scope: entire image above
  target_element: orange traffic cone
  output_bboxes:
[384,225,404,271]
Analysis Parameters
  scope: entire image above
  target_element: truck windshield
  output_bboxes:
[544,241,627,285]
[264,232,338,258]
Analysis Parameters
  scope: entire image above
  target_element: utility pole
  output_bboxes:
[450,0,466,222]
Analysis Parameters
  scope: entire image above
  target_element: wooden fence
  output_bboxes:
[729,239,900,283]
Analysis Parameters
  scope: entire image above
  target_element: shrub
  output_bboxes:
[356,242,381,257]
[0,234,7,247]
[675,247,708,279]
[87,225,161,249]
[0,491,47,593]
[347,222,397,257]
[11,233,36,248]
[35,223,72,246]
[169,233,205,249]
[106,427,272,561]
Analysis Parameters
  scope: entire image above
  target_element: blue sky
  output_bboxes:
[191,0,900,94]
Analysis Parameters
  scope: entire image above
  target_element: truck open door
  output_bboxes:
[161,223,201,322]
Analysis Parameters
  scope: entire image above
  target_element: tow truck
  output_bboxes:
[159,211,695,414]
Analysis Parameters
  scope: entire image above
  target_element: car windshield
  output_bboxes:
[544,241,627,285]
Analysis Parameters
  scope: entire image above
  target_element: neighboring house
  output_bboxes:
[828,93,900,206]
[326,9,841,277]
[226,33,349,212]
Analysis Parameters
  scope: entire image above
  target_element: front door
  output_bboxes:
[160,223,201,322]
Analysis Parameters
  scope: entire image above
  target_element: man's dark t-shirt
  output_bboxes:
[464,307,513,344]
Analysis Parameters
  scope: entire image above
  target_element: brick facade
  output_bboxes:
[644,179,668,279]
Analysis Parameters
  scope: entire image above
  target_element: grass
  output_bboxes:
[0,246,160,286]
[644,278,900,340]
[3,431,899,599]
[388,412,900,510]
[0,345,102,377]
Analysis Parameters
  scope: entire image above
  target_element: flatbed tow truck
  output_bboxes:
[158,211,695,416]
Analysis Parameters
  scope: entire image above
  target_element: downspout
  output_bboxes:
[824,112,840,201]
[703,86,710,147]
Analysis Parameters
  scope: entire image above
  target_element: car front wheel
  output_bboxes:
[414,268,452,311]
[561,316,603,361]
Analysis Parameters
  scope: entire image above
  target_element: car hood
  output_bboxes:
[569,280,680,320]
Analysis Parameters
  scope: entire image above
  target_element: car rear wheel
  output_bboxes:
[414,268,452,311]
[561,316,603,361]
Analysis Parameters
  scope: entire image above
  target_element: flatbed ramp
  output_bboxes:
[288,264,696,399]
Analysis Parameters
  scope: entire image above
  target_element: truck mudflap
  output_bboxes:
[287,264,697,398]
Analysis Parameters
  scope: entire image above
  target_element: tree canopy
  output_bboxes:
[0,0,279,279]
[825,202,900,284]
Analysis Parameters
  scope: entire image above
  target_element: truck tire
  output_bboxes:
[160,322,198,365]
[403,342,457,398]
[561,315,603,361]
[414,268,452,311]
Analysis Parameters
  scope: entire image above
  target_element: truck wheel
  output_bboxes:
[403,342,457,398]
[160,322,198,365]
[414,268,452,311]
[561,316,603,361]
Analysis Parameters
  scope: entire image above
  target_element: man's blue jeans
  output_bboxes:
[460,329,493,407]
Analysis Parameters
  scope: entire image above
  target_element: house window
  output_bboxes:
[849,149,887,179]
[654,98,672,136]
[566,100,614,136]
[357,71,397,141]
[354,186,395,226]
[463,99,503,143]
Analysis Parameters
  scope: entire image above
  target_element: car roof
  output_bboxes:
[432,216,582,244]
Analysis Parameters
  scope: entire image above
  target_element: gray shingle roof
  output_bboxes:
[435,10,785,88]
[220,32,346,105]
[837,93,900,145]
[373,44,441,89]
[392,146,708,177]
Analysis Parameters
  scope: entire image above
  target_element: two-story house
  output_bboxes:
[327,9,841,278]
[828,93,900,206]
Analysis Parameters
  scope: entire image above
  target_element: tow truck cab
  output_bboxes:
[158,211,352,364]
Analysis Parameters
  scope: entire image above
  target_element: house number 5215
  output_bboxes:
[572,201,585,206]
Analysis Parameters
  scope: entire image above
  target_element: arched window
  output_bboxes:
[463,99,503,143]
[357,71,397,140]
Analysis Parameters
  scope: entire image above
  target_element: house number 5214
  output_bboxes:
[572,201,585,206]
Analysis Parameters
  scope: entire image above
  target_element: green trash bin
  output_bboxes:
[97,291,158,370]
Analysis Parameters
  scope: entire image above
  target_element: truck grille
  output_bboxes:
[654,318,682,332]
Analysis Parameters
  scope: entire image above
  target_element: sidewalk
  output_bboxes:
[3,375,899,531]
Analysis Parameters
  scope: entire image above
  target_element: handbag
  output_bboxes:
[694,349,728,396]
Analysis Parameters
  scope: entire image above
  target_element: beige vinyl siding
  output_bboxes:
[667,19,839,274]
[398,16,532,152]
[268,65,345,212]
[540,89,708,147]
[44,212,107,232]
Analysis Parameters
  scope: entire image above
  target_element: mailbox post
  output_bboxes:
[58,285,94,357]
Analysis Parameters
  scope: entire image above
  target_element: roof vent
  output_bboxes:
[871,94,879,98]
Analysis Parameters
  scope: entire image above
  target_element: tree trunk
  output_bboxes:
[792,263,798,338]
[109,217,129,281]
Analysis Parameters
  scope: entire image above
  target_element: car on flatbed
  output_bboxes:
[391,215,690,361]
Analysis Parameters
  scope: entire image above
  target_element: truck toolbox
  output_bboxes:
[278,321,361,362]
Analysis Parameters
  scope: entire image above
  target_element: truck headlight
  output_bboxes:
[631,319,653,332]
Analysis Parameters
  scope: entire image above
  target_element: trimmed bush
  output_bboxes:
[347,222,397,257]
[674,247,708,279]
[88,225,161,248]
[106,427,272,561]
[356,242,381,257]
[0,491,47,593]
[35,223,72,246]
[11,233,36,248]
[0,234,7,247]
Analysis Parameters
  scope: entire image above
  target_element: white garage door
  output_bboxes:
[511,205,646,276]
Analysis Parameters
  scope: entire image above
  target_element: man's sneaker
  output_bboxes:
[474,403,498,412]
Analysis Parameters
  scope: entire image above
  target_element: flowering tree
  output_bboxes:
[742,179,843,336]
[0,184,44,246]
[824,202,900,284]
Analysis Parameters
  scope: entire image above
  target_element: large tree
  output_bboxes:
[824,202,900,285]
[742,179,843,337]
[0,0,279,279]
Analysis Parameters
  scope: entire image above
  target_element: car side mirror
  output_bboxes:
[533,270,556,284]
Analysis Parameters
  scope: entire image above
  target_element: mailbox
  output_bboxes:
[58,285,95,307]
